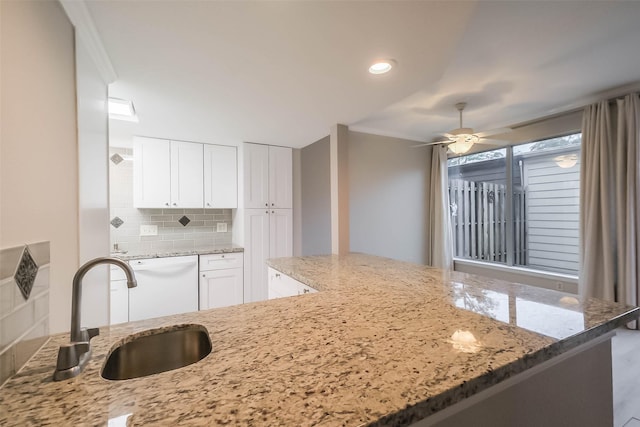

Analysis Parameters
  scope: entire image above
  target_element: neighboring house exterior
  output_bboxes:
[448,145,580,275]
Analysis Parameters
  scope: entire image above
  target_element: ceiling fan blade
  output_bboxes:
[411,141,450,148]
[475,127,512,138]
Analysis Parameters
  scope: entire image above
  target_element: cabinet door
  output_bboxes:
[200,268,243,310]
[244,143,269,208]
[133,137,171,208]
[244,209,270,303]
[269,209,293,258]
[203,144,237,208]
[268,146,292,208]
[170,141,203,208]
[109,280,129,325]
[267,267,298,299]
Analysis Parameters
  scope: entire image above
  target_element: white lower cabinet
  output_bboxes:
[244,209,293,303]
[199,253,244,310]
[109,266,129,325]
[267,267,317,299]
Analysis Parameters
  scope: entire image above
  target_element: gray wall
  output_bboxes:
[301,136,332,255]
[348,131,430,264]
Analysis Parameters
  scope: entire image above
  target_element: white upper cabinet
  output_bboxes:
[170,140,204,208]
[244,143,270,208]
[268,146,293,209]
[204,144,237,208]
[133,137,172,208]
[134,137,238,209]
[244,143,292,209]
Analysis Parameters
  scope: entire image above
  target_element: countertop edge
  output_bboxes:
[114,246,244,261]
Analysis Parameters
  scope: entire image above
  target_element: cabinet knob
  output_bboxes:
[172,203,177,206]
[275,273,280,278]
[303,289,310,294]
[272,211,274,214]
[221,255,225,258]
[266,210,269,214]
[271,203,274,206]
[165,203,169,206]
[202,274,205,277]
[206,202,211,207]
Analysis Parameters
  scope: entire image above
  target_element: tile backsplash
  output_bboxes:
[0,242,50,386]
[110,148,233,254]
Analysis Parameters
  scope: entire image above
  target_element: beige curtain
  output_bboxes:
[580,94,640,328]
[427,145,453,269]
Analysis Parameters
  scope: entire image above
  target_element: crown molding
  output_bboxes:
[60,0,117,84]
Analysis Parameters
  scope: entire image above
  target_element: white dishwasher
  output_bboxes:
[128,255,199,322]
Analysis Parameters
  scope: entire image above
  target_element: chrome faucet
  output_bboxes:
[53,257,137,381]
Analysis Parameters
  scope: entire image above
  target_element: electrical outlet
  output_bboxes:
[140,224,158,236]
[216,222,228,232]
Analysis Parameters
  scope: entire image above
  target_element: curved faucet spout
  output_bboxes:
[70,258,136,345]
[55,256,136,381]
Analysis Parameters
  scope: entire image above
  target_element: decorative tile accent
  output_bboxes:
[111,216,124,228]
[14,246,39,300]
[110,153,124,165]
[178,215,191,227]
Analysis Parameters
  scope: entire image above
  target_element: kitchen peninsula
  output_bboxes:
[1,254,637,426]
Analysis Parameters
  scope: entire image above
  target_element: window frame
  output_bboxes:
[448,130,582,285]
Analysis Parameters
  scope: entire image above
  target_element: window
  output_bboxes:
[447,133,581,276]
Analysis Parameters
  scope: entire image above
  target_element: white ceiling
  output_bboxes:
[88,1,640,149]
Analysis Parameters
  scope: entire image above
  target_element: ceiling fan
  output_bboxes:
[413,102,511,154]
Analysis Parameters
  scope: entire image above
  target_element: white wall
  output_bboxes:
[348,131,431,264]
[76,36,111,329]
[1,0,79,333]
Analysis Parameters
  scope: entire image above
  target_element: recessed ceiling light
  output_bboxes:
[108,98,139,122]
[368,59,396,75]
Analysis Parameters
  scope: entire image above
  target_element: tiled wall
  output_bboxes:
[109,148,233,254]
[0,242,50,386]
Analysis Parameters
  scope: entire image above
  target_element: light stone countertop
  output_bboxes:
[112,244,244,261]
[0,253,638,426]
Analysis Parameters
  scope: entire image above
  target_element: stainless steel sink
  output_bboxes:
[101,324,212,380]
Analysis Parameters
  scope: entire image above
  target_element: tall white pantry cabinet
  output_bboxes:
[243,143,293,303]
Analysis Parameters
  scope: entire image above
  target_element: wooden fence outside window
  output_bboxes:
[448,179,527,264]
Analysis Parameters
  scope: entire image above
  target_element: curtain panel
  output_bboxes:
[580,94,640,328]
[426,145,453,269]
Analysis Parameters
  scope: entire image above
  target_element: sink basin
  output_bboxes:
[101,324,212,380]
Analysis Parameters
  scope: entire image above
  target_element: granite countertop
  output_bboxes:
[112,244,243,261]
[1,253,638,426]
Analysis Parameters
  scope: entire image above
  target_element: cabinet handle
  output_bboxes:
[173,203,177,206]
[275,273,280,278]
[303,289,310,294]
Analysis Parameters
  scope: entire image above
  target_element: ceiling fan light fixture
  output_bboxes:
[448,134,478,155]
[368,59,396,74]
